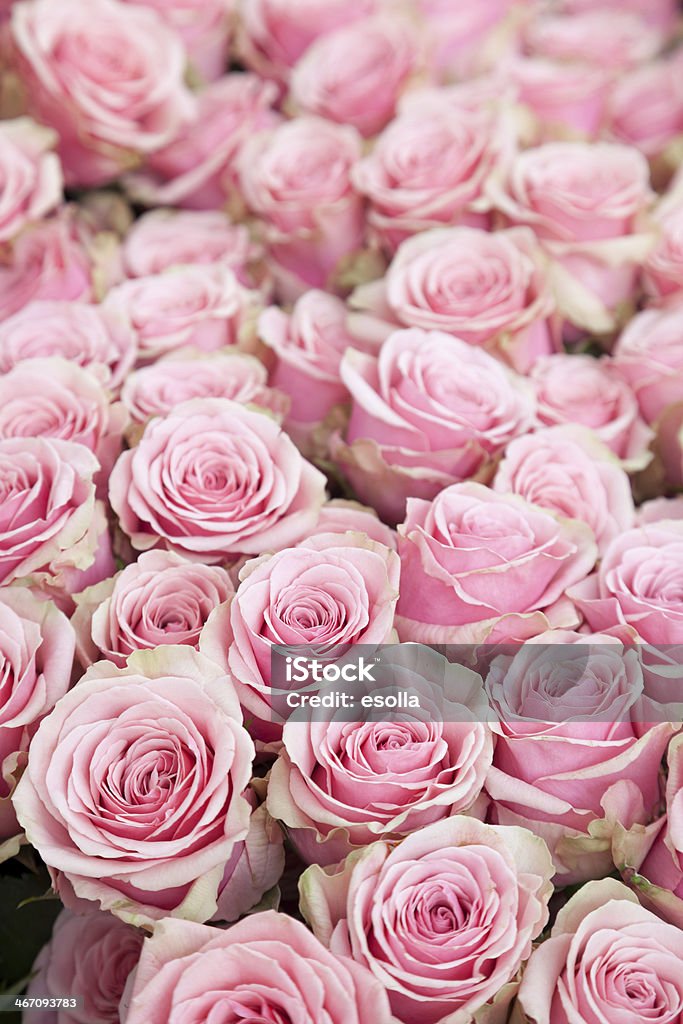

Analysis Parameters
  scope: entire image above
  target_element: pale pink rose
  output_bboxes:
[102,266,259,364]
[0,587,74,863]
[24,908,143,1024]
[506,58,612,141]
[290,16,421,138]
[332,328,535,524]
[612,304,683,424]
[315,499,397,550]
[560,0,679,32]
[643,202,683,302]
[608,57,683,162]
[10,0,194,187]
[352,104,505,253]
[493,425,635,555]
[121,351,288,427]
[72,549,234,669]
[212,786,285,923]
[0,300,136,391]
[635,733,683,926]
[121,0,233,82]
[396,481,597,644]
[236,0,380,84]
[13,647,254,926]
[268,649,492,865]
[301,817,554,1024]
[398,75,514,120]
[122,209,261,289]
[530,353,654,468]
[523,10,662,72]
[201,532,399,743]
[124,912,394,1024]
[570,521,683,645]
[0,437,104,592]
[417,0,517,80]
[518,879,683,1024]
[126,74,279,211]
[490,141,654,333]
[485,641,673,883]
[0,117,62,241]
[638,496,683,525]
[110,398,326,560]
[259,290,354,446]
[349,226,557,373]
[238,117,363,300]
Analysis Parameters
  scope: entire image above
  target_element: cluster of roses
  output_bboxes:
[3,0,683,1022]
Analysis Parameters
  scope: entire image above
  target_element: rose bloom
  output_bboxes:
[349,225,557,373]
[102,266,259,364]
[485,640,673,883]
[608,57,683,165]
[352,103,504,254]
[0,118,62,241]
[238,117,363,300]
[522,10,662,72]
[643,202,683,302]
[493,425,635,555]
[332,328,536,524]
[126,74,279,212]
[121,351,288,428]
[560,0,679,32]
[612,304,683,425]
[395,481,597,644]
[72,549,234,669]
[316,499,397,550]
[201,532,400,743]
[301,817,554,1024]
[529,353,654,468]
[570,520,683,645]
[236,0,379,83]
[12,647,254,925]
[122,209,260,288]
[10,0,194,187]
[121,0,233,82]
[0,587,74,863]
[416,0,516,80]
[518,878,683,1024]
[124,911,394,1024]
[24,908,143,1024]
[110,398,326,561]
[505,58,612,142]
[259,290,355,451]
[268,648,492,865]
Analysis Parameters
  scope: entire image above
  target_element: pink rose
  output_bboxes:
[24,908,143,1024]
[72,549,234,669]
[560,0,679,32]
[416,0,517,80]
[238,117,363,300]
[643,202,683,302]
[395,481,597,644]
[236,0,379,84]
[608,57,683,164]
[121,351,288,428]
[505,58,612,141]
[300,817,553,1024]
[121,0,233,82]
[122,209,261,289]
[351,103,504,253]
[493,425,635,555]
[0,587,74,863]
[212,786,285,923]
[523,10,662,72]
[530,353,654,468]
[102,266,259,364]
[13,647,254,925]
[0,117,61,241]
[126,74,279,212]
[332,327,535,524]
[348,226,557,373]
[10,0,194,187]
[110,398,326,560]
[518,878,683,1024]
[613,304,683,423]
[201,532,399,742]
[570,521,683,644]
[124,911,394,1024]
[485,640,673,882]
[258,290,355,451]
[315,499,397,550]
[0,300,136,391]
[268,647,492,865]
[490,141,654,333]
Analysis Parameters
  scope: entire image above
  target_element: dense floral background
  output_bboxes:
[2,0,683,1021]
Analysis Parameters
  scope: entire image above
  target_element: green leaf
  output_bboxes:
[0,869,60,994]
